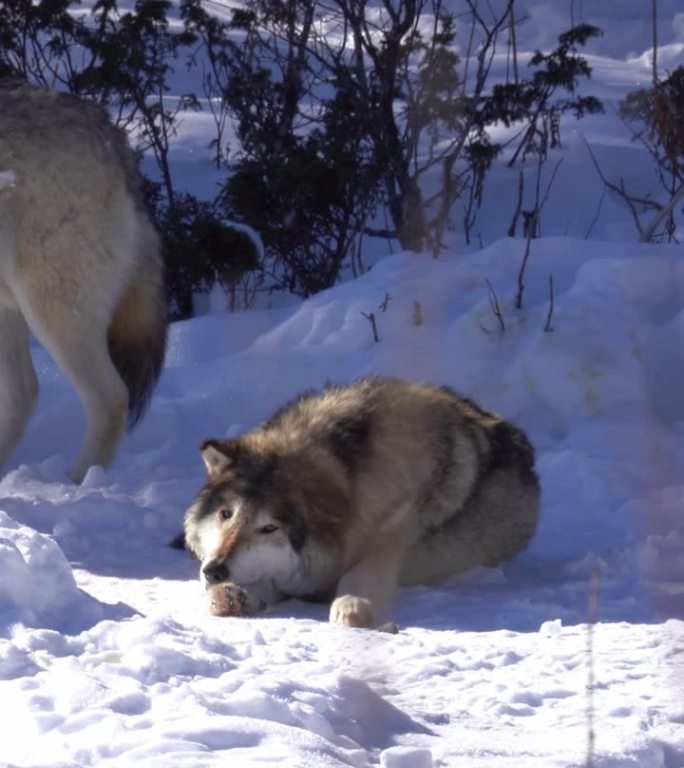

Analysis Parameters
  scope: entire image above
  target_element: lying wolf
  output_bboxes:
[184,377,540,629]
[0,80,166,481]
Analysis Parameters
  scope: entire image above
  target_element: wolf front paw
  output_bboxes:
[207,583,250,617]
[329,594,375,628]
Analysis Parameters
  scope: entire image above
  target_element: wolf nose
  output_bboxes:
[203,560,230,585]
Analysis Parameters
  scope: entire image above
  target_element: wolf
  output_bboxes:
[183,377,540,629]
[0,79,167,482]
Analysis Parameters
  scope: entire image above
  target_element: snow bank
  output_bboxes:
[2,236,683,767]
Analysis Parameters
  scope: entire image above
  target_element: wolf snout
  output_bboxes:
[202,559,230,585]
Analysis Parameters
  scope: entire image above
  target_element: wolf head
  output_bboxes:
[184,437,348,597]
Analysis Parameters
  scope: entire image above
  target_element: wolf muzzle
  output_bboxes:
[202,559,230,585]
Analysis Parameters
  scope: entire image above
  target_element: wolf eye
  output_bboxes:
[218,507,233,521]
[258,524,279,534]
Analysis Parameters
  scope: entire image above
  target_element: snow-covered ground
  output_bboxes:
[1,3,684,767]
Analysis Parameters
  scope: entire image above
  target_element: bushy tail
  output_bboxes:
[107,246,168,430]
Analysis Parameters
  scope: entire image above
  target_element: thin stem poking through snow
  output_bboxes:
[484,279,506,334]
[361,311,380,343]
[516,157,563,309]
[585,561,602,768]
[544,273,555,332]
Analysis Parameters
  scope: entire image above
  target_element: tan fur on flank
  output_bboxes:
[0,79,166,481]
[184,377,540,629]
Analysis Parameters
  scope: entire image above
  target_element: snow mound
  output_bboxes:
[0,510,105,635]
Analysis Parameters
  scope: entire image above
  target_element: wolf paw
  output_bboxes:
[207,583,249,617]
[329,595,375,628]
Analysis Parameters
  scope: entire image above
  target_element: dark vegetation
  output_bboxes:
[1,0,608,318]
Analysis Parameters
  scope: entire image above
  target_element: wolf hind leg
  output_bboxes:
[42,324,126,483]
[330,517,411,629]
[0,304,39,470]
[15,280,128,483]
[404,467,540,586]
[66,341,128,484]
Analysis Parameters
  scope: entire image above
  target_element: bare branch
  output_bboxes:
[483,279,506,334]
[585,187,606,239]
[507,171,525,236]
[361,311,380,343]
[544,273,555,332]
[640,182,684,242]
[539,157,565,212]
[584,138,658,239]
[516,151,562,309]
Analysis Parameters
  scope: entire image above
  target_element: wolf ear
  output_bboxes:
[199,439,240,479]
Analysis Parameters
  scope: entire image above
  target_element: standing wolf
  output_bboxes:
[0,80,167,482]
[184,377,540,629]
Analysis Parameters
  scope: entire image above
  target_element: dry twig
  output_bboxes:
[361,311,380,343]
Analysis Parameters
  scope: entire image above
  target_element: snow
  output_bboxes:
[0,170,16,190]
[1,4,684,767]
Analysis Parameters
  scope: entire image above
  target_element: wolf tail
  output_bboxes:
[107,231,168,430]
